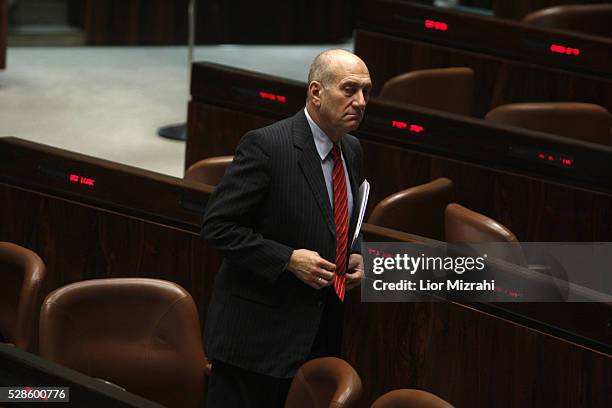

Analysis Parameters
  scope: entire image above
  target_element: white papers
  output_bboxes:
[351,180,370,247]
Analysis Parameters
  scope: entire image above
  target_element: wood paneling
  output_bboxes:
[185,62,612,242]
[0,138,219,338]
[0,183,219,327]
[80,0,354,45]
[355,0,612,117]
[342,293,612,407]
[187,100,612,242]
[1,140,609,407]
[185,102,274,170]
[339,226,612,407]
[355,30,612,117]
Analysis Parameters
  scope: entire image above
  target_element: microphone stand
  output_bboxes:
[157,0,196,141]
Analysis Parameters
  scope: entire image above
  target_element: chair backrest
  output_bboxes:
[39,278,208,408]
[368,178,453,241]
[379,67,474,116]
[184,155,234,185]
[523,4,612,38]
[445,203,526,265]
[485,102,612,146]
[371,389,454,408]
[285,357,363,408]
[0,242,45,351]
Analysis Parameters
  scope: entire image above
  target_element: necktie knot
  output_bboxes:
[331,144,341,161]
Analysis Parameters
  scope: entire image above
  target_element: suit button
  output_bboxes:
[317,300,324,307]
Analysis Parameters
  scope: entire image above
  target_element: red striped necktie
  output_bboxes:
[331,144,348,301]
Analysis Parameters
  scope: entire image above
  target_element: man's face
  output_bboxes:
[313,56,372,141]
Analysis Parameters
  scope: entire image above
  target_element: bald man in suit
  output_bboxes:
[202,49,372,407]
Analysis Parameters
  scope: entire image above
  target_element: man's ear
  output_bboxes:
[308,81,322,108]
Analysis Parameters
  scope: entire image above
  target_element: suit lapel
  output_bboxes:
[294,112,336,238]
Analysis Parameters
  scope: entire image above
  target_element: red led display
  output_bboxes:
[549,44,580,56]
[536,152,573,167]
[392,120,425,134]
[409,124,425,133]
[391,120,407,129]
[425,19,448,31]
[259,91,287,103]
[69,173,95,187]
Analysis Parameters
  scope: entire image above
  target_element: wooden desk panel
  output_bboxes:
[343,296,611,407]
[185,102,274,171]
[187,101,612,242]
[355,30,612,117]
[0,137,219,335]
[1,140,609,407]
[358,0,612,78]
[343,226,612,407]
[0,183,219,327]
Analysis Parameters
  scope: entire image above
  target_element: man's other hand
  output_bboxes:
[346,254,364,290]
[287,249,336,289]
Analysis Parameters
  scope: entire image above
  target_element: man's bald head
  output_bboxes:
[307,49,368,89]
[305,49,372,142]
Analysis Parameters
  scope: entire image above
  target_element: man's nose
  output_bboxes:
[353,90,367,108]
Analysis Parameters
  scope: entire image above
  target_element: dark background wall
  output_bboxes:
[70,0,357,45]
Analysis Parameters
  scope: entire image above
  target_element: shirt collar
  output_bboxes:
[304,107,340,161]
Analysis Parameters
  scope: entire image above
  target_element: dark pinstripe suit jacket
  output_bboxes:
[201,110,363,378]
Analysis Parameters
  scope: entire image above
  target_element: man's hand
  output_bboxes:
[287,249,336,289]
[346,253,364,291]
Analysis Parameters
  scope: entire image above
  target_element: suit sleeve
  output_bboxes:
[200,130,293,284]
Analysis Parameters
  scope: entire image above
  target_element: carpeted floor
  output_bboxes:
[0,43,352,177]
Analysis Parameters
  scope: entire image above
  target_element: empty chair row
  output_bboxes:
[0,239,454,407]
[41,277,454,407]
[0,262,454,408]
[379,67,612,145]
[368,177,522,245]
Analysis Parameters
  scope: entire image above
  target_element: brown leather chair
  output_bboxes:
[39,278,210,408]
[523,4,612,38]
[485,102,612,146]
[379,68,474,116]
[368,178,453,241]
[184,155,234,185]
[0,242,46,351]
[445,203,526,266]
[285,357,363,408]
[371,389,454,408]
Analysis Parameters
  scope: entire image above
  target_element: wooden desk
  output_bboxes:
[1,138,609,407]
[355,0,612,116]
[0,137,219,336]
[187,62,612,243]
[347,225,611,407]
